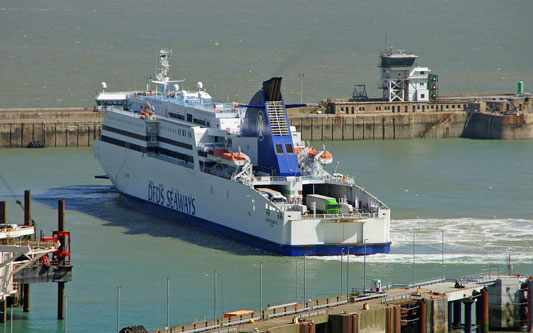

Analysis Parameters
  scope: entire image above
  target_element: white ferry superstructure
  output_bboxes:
[94,50,391,255]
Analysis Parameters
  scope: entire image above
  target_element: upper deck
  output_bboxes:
[140,91,247,119]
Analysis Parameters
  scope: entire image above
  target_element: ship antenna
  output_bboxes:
[151,49,184,95]
[334,161,340,174]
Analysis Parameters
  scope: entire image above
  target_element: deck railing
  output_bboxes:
[300,211,374,220]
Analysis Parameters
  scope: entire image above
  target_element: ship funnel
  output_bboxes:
[241,77,300,176]
[262,77,282,101]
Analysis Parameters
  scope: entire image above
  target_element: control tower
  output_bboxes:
[380,50,438,102]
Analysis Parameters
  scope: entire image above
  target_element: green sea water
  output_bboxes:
[1,0,532,109]
[0,139,532,332]
[1,0,533,330]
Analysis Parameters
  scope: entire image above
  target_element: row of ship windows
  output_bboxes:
[158,136,193,150]
[106,115,144,129]
[103,125,145,141]
[169,112,210,128]
[103,125,192,150]
[160,123,192,139]
[102,136,194,168]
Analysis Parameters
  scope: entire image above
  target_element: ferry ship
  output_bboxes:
[93,50,390,256]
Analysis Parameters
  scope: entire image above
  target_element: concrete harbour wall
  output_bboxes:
[290,111,533,141]
[290,112,468,141]
[1,108,532,148]
[462,112,533,140]
[0,108,102,148]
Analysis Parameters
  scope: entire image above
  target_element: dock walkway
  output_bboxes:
[157,274,531,333]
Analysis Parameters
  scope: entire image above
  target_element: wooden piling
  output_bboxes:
[480,288,489,333]
[418,299,426,333]
[58,282,65,320]
[22,190,31,312]
[0,298,5,323]
[463,298,474,333]
[57,200,66,320]
[452,300,461,329]
[524,276,533,332]
[0,201,6,224]
[24,190,31,226]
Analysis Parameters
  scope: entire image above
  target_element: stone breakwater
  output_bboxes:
[290,112,533,141]
[0,108,102,148]
[1,108,532,148]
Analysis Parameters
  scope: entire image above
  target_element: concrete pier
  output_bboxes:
[1,107,532,148]
[290,111,533,141]
[152,275,530,333]
[0,108,102,148]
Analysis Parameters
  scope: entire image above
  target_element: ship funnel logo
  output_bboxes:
[257,110,266,141]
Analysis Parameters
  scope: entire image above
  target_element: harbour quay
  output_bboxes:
[0,107,102,148]
[1,102,533,149]
[289,107,533,141]
[289,50,533,141]
[147,274,532,333]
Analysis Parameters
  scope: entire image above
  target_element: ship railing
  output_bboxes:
[252,175,355,184]
[300,211,374,220]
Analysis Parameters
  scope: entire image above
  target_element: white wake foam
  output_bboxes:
[313,218,533,265]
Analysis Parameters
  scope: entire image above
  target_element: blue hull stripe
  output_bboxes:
[123,194,391,256]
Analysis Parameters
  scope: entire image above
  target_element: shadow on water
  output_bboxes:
[33,185,272,256]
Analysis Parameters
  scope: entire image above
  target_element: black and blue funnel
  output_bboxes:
[242,78,300,177]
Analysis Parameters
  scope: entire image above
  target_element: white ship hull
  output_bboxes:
[94,141,391,255]
[93,54,390,255]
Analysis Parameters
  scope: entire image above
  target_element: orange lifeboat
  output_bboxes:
[222,152,247,166]
[212,149,226,157]
[319,150,333,164]
[307,147,319,159]
[307,147,333,164]
[207,149,248,166]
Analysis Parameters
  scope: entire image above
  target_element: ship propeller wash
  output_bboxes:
[94,50,391,255]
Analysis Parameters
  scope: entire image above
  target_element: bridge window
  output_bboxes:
[285,144,294,154]
[275,144,284,154]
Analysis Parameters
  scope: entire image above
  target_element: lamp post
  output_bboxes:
[303,255,307,303]
[363,239,368,294]
[213,269,218,321]
[412,234,416,287]
[116,286,122,333]
[346,247,350,297]
[220,270,224,316]
[441,230,445,280]
[259,262,263,318]
[298,73,304,104]
[340,248,344,296]
[167,276,172,332]
[295,259,298,304]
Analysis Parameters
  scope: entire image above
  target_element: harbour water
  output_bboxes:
[1,0,532,109]
[1,0,532,331]
[0,140,532,332]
